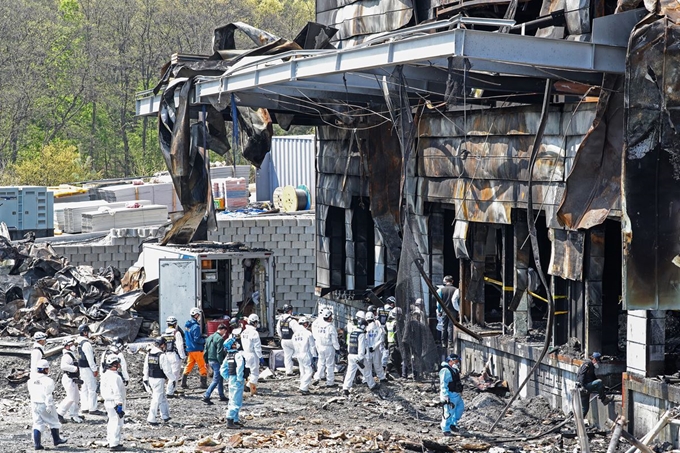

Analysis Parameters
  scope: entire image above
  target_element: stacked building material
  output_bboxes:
[60,200,153,233]
[213,177,248,209]
[96,182,181,213]
[81,204,168,232]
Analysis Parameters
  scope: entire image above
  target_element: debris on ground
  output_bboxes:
[0,231,145,340]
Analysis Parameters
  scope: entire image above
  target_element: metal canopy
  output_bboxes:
[136,17,629,117]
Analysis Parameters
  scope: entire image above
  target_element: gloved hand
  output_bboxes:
[115,404,125,418]
[259,357,265,366]
[357,359,365,369]
[368,347,374,353]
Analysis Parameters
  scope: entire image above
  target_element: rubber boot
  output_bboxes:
[249,383,257,395]
[200,376,208,389]
[50,428,68,446]
[181,374,188,389]
[226,418,238,429]
[33,429,44,450]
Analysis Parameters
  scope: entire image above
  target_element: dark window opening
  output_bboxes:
[326,206,346,289]
[352,197,375,290]
[602,219,623,358]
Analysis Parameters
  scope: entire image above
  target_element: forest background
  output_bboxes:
[0,0,314,186]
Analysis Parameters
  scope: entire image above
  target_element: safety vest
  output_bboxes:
[77,339,92,368]
[348,330,361,355]
[441,364,463,393]
[162,331,176,353]
[225,351,237,376]
[280,316,293,340]
[147,352,167,379]
[377,308,389,325]
[386,320,397,344]
[64,351,80,379]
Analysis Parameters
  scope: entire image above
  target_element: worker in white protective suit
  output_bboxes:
[292,317,315,394]
[143,337,174,425]
[365,311,387,382]
[241,313,264,395]
[28,359,68,450]
[30,331,48,379]
[342,319,379,395]
[99,341,129,385]
[76,324,103,415]
[100,355,126,451]
[276,304,299,376]
[312,308,340,387]
[163,315,186,396]
[56,338,83,424]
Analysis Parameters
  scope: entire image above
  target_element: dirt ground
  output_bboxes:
[0,343,622,453]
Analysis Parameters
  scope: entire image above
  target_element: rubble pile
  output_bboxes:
[0,235,143,341]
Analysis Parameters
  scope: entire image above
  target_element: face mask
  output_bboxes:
[593,362,600,369]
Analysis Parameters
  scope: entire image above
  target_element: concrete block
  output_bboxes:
[291,256,306,264]
[291,241,306,249]
[258,234,271,242]
[292,270,306,278]
[269,218,284,226]
[112,252,126,262]
[299,278,314,286]
[271,234,285,242]
[244,234,258,242]
[299,234,314,242]
[291,226,305,234]
[299,248,314,256]
[242,218,257,227]
[277,256,291,264]
[298,218,313,226]
[263,226,277,234]
[275,226,291,234]
[277,285,291,294]
[250,226,263,235]
[291,285,305,293]
[228,219,244,228]
[98,252,113,262]
[277,241,292,249]
[298,263,314,271]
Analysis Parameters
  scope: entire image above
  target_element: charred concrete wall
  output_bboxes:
[459,333,624,427]
[50,213,317,313]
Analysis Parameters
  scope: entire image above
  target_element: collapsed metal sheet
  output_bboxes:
[557,75,623,230]
[366,122,403,276]
[158,78,212,245]
[623,15,680,310]
[548,229,585,280]
[317,0,414,47]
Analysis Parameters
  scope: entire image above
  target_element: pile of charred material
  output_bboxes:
[0,230,147,342]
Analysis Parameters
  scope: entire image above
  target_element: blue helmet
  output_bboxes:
[447,353,460,362]
[224,336,240,351]
[591,352,602,362]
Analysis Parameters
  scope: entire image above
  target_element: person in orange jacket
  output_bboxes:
[181,307,208,389]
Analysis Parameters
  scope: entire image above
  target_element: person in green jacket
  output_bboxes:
[202,324,228,405]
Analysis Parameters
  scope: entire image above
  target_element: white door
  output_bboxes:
[159,259,197,331]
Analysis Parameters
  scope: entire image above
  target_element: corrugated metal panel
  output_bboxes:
[267,135,316,205]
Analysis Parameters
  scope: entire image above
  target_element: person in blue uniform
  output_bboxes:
[439,353,464,435]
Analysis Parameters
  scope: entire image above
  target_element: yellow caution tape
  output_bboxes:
[483,276,567,312]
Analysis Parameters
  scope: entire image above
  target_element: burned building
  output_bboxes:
[137,0,680,442]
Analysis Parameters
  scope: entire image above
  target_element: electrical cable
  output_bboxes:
[490,78,555,432]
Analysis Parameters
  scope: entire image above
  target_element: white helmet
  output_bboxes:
[105,355,120,367]
[166,315,178,324]
[415,298,423,306]
[37,359,50,372]
[190,307,202,317]
[299,316,309,325]
[33,332,47,341]
[355,310,365,320]
[384,304,391,310]
[247,313,259,324]
[365,311,375,321]
[322,308,333,320]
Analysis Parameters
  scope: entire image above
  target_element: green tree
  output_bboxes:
[2,140,100,186]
